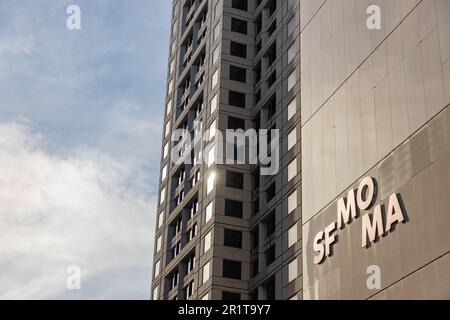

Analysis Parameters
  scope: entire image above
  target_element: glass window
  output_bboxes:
[288,190,297,214]
[288,158,297,181]
[163,142,169,159]
[206,201,213,223]
[232,0,248,11]
[202,261,210,284]
[212,69,219,89]
[287,98,296,121]
[229,65,246,83]
[207,145,216,167]
[224,199,243,218]
[160,187,166,204]
[165,122,171,137]
[224,229,243,248]
[210,94,218,115]
[287,42,297,64]
[288,128,297,150]
[288,16,296,37]
[223,260,241,279]
[207,172,215,194]
[230,41,247,58]
[288,70,296,92]
[154,260,160,277]
[153,286,159,300]
[288,258,298,282]
[213,22,221,42]
[228,90,246,108]
[161,164,167,181]
[231,18,247,34]
[213,45,220,64]
[204,231,212,253]
[166,98,172,116]
[288,224,297,247]
[226,171,244,189]
[222,291,241,300]
[156,235,162,252]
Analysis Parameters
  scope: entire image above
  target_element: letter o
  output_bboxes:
[357,177,375,210]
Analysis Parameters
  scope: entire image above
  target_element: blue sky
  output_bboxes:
[0,0,171,299]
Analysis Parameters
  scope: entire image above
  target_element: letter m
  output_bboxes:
[337,188,357,229]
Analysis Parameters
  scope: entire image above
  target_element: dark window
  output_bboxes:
[267,0,277,16]
[265,245,275,265]
[255,14,262,35]
[267,43,277,66]
[223,260,242,279]
[222,291,241,300]
[224,199,243,218]
[253,198,260,215]
[265,276,276,300]
[232,0,248,11]
[267,70,276,88]
[228,116,245,130]
[266,212,276,236]
[251,228,259,250]
[229,91,246,108]
[226,171,244,189]
[252,258,259,277]
[256,40,262,54]
[224,229,243,248]
[268,20,276,36]
[231,18,247,34]
[255,89,261,104]
[230,41,247,58]
[250,290,258,300]
[266,94,276,119]
[229,65,246,83]
[266,182,276,201]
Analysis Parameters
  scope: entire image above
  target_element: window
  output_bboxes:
[202,293,209,300]
[252,258,259,277]
[288,258,298,283]
[208,119,217,140]
[288,0,296,9]
[253,198,260,215]
[213,45,220,64]
[206,201,214,223]
[160,188,166,204]
[288,190,297,214]
[158,212,164,228]
[224,199,243,218]
[202,261,210,284]
[169,59,175,74]
[187,253,196,273]
[226,171,244,189]
[288,158,297,181]
[251,228,259,249]
[229,65,246,83]
[214,0,223,18]
[266,183,276,202]
[288,224,297,247]
[207,172,216,194]
[165,122,170,137]
[288,128,297,150]
[161,165,167,182]
[156,235,162,252]
[230,41,247,58]
[224,229,243,248]
[265,94,276,119]
[232,0,248,11]
[222,291,241,300]
[213,23,221,42]
[153,286,159,300]
[166,98,172,116]
[207,146,216,167]
[288,70,296,92]
[212,69,219,89]
[265,245,275,265]
[265,212,276,236]
[210,94,218,115]
[168,78,174,94]
[229,91,246,108]
[163,142,169,159]
[154,260,160,277]
[204,231,212,253]
[288,42,297,64]
[228,116,245,131]
[287,98,296,121]
[288,16,297,37]
[184,281,194,299]
[231,18,247,34]
[223,260,242,279]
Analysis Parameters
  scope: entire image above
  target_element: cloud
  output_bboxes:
[0,34,34,56]
[0,122,155,299]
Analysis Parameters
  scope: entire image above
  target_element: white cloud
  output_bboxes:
[0,34,34,56]
[0,122,155,299]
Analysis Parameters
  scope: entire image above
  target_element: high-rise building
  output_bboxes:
[152,0,450,300]
[152,0,301,300]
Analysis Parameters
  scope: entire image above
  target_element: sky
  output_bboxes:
[0,0,171,299]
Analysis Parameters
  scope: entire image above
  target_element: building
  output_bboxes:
[152,0,301,300]
[152,0,450,300]
[301,0,450,299]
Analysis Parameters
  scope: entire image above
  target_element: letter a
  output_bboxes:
[366,265,381,290]
[366,5,381,30]
[66,5,81,30]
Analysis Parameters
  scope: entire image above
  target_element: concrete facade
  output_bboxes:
[301,0,450,299]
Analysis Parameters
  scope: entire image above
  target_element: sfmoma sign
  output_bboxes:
[313,177,407,265]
